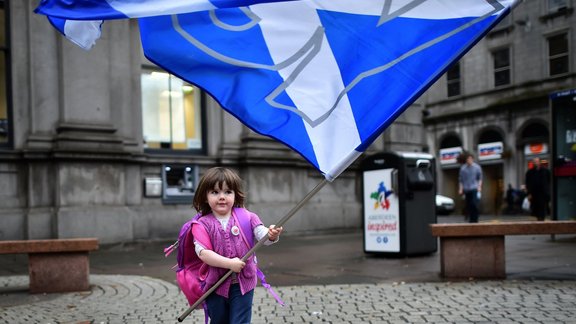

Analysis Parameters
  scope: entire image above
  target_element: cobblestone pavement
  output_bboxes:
[1,275,576,324]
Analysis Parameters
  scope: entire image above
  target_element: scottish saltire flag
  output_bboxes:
[35,0,517,181]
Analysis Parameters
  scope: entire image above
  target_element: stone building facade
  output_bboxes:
[4,1,567,243]
[423,0,575,215]
[2,1,429,243]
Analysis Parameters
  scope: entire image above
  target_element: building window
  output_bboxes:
[548,33,569,76]
[141,69,204,151]
[548,0,568,12]
[446,62,461,97]
[0,1,10,146]
[492,48,511,87]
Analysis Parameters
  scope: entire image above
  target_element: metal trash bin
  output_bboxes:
[361,151,437,256]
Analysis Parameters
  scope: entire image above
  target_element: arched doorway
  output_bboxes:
[476,128,505,215]
[519,122,550,174]
[440,135,462,149]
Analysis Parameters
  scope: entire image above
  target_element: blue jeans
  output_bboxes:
[206,284,254,324]
[464,189,479,223]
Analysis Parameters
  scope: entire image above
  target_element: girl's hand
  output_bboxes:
[268,225,283,242]
[228,258,246,273]
[229,257,245,273]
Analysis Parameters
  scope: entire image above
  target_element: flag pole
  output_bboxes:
[178,178,329,322]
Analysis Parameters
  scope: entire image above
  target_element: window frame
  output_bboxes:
[446,61,461,97]
[492,47,512,87]
[546,31,570,77]
[140,67,207,156]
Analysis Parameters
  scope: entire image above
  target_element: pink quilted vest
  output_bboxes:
[197,210,259,297]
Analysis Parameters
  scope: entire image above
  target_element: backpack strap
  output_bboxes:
[232,207,254,248]
[164,214,200,258]
[256,269,285,306]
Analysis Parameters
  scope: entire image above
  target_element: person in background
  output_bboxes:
[458,153,483,223]
[525,157,551,221]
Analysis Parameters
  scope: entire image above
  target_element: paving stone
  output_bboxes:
[1,275,576,323]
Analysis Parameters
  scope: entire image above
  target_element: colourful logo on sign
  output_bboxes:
[479,145,502,156]
[478,141,503,161]
[441,152,459,161]
[529,143,544,154]
[370,182,393,210]
[439,147,462,165]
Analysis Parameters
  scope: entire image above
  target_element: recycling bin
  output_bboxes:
[361,151,437,256]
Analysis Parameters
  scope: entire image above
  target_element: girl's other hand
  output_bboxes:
[268,225,283,242]
[229,257,245,273]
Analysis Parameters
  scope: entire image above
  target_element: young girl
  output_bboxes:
[192,167,282,324]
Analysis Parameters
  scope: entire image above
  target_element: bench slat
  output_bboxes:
[0,238,99,254]
[430,221,576,237]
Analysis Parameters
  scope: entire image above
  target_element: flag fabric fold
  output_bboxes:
[47,17,103,50]
[35,0,517,181]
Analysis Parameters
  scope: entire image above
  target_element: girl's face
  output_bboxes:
[206,181,235,217]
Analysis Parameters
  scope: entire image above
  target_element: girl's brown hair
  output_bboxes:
[193,167,246,215]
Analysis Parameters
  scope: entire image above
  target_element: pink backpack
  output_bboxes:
[163,212,208,307]
[164,208,283,310]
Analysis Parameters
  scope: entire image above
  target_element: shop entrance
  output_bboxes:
[480,164,504,215]
[441,168,463,214]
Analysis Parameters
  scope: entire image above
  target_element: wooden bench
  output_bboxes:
[0,238,99,293]
[430,221,576,279]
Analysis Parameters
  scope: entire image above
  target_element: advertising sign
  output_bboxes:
[478,141,503,161]
[439,147,462,165]
[363,168,400,253]
[524,142,548,156]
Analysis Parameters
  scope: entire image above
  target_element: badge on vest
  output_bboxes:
[231,225,240,236]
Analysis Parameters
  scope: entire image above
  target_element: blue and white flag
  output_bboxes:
[35,0,517,181]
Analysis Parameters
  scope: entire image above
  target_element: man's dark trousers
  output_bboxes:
[464,189,479,223]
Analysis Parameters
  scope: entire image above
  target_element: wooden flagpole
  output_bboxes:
[178,178,329,322]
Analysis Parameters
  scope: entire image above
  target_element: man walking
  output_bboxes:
[459,153,483,223]
[525,157,551,221]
